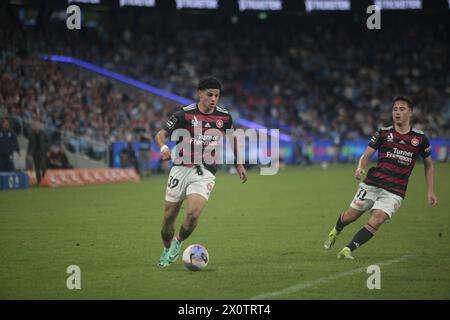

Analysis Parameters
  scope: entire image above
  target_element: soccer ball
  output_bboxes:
[182,244,209,271]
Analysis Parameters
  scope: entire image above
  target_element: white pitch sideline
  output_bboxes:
[249,255,412,300]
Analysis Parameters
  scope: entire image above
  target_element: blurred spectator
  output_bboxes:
[46,145,72,169]
[0,117,20,171]
[138,129,152,177]
[121,139,140,175]
[27,120,48,183]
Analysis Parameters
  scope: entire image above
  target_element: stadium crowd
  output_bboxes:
[1,15,449,164]
[1,25,173,159]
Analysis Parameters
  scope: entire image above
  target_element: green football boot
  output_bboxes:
[158,247,170,267]
[337,247,354,260]
[324,226,339,249]
[167,238,182,264]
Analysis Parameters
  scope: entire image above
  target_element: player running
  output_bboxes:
[156,77,247,267]
[323,97,438,259]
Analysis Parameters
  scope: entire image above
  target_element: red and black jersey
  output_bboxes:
[364,126,432,198]
[163,103,233,175]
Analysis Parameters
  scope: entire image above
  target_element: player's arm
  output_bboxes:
[421,136,437,207]
[423,156,437,207]
[156,110,185,160]
[355,146,376,180]
[226,128,247,184]
[356,128,382,180]
[155,129,171,160]
[233,135,247,184]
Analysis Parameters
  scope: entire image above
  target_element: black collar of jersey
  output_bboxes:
[391,126,412,136]
[195,103,217,115]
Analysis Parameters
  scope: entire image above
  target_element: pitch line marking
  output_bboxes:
[249,255,412,300]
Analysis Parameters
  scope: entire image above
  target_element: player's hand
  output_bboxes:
[160,149,171,160]
[428,192,438,207]
[354,167,365,180]
[160,145,171,160]
[236,164,247,184]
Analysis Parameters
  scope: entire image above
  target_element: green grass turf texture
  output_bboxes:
[1,163,449,299]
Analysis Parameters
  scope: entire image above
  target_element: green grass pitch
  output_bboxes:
[1,163,449,299]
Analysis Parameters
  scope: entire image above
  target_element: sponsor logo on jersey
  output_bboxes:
[190,134,220,146]
[205,123,211,128]
[191,116,200,127]
[386,148,413,164]
[393,148,413,157]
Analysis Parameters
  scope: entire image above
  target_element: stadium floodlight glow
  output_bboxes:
[67,0,101,4]
[42,55,193,105]
[304,0,350,12]
[120,0,155,7]
[238,0,282,11]
[175,0,218,9]
[41,55,292,142]
[236,119,291,142]
[374,0,422,10]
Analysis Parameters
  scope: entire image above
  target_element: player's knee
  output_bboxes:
[369,211,389,227]
[164,204,181,220]
[163,210,177,223]
[186,208,202,222]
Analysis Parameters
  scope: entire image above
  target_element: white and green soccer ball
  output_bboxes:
[182,244,209,271]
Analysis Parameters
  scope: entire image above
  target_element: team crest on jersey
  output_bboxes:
[411,138,419,147]
[216,119,224,128]
[387,133,394,142]
[207,182,214,191]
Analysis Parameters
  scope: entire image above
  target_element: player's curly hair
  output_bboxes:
[198,77,222,91]
[393,96,413,110]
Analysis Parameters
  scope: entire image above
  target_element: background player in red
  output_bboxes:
[155,77,247,267]
[324,97,438,259]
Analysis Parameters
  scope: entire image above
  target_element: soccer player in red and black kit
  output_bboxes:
[155,77,247,267]
[324,97,438,259]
